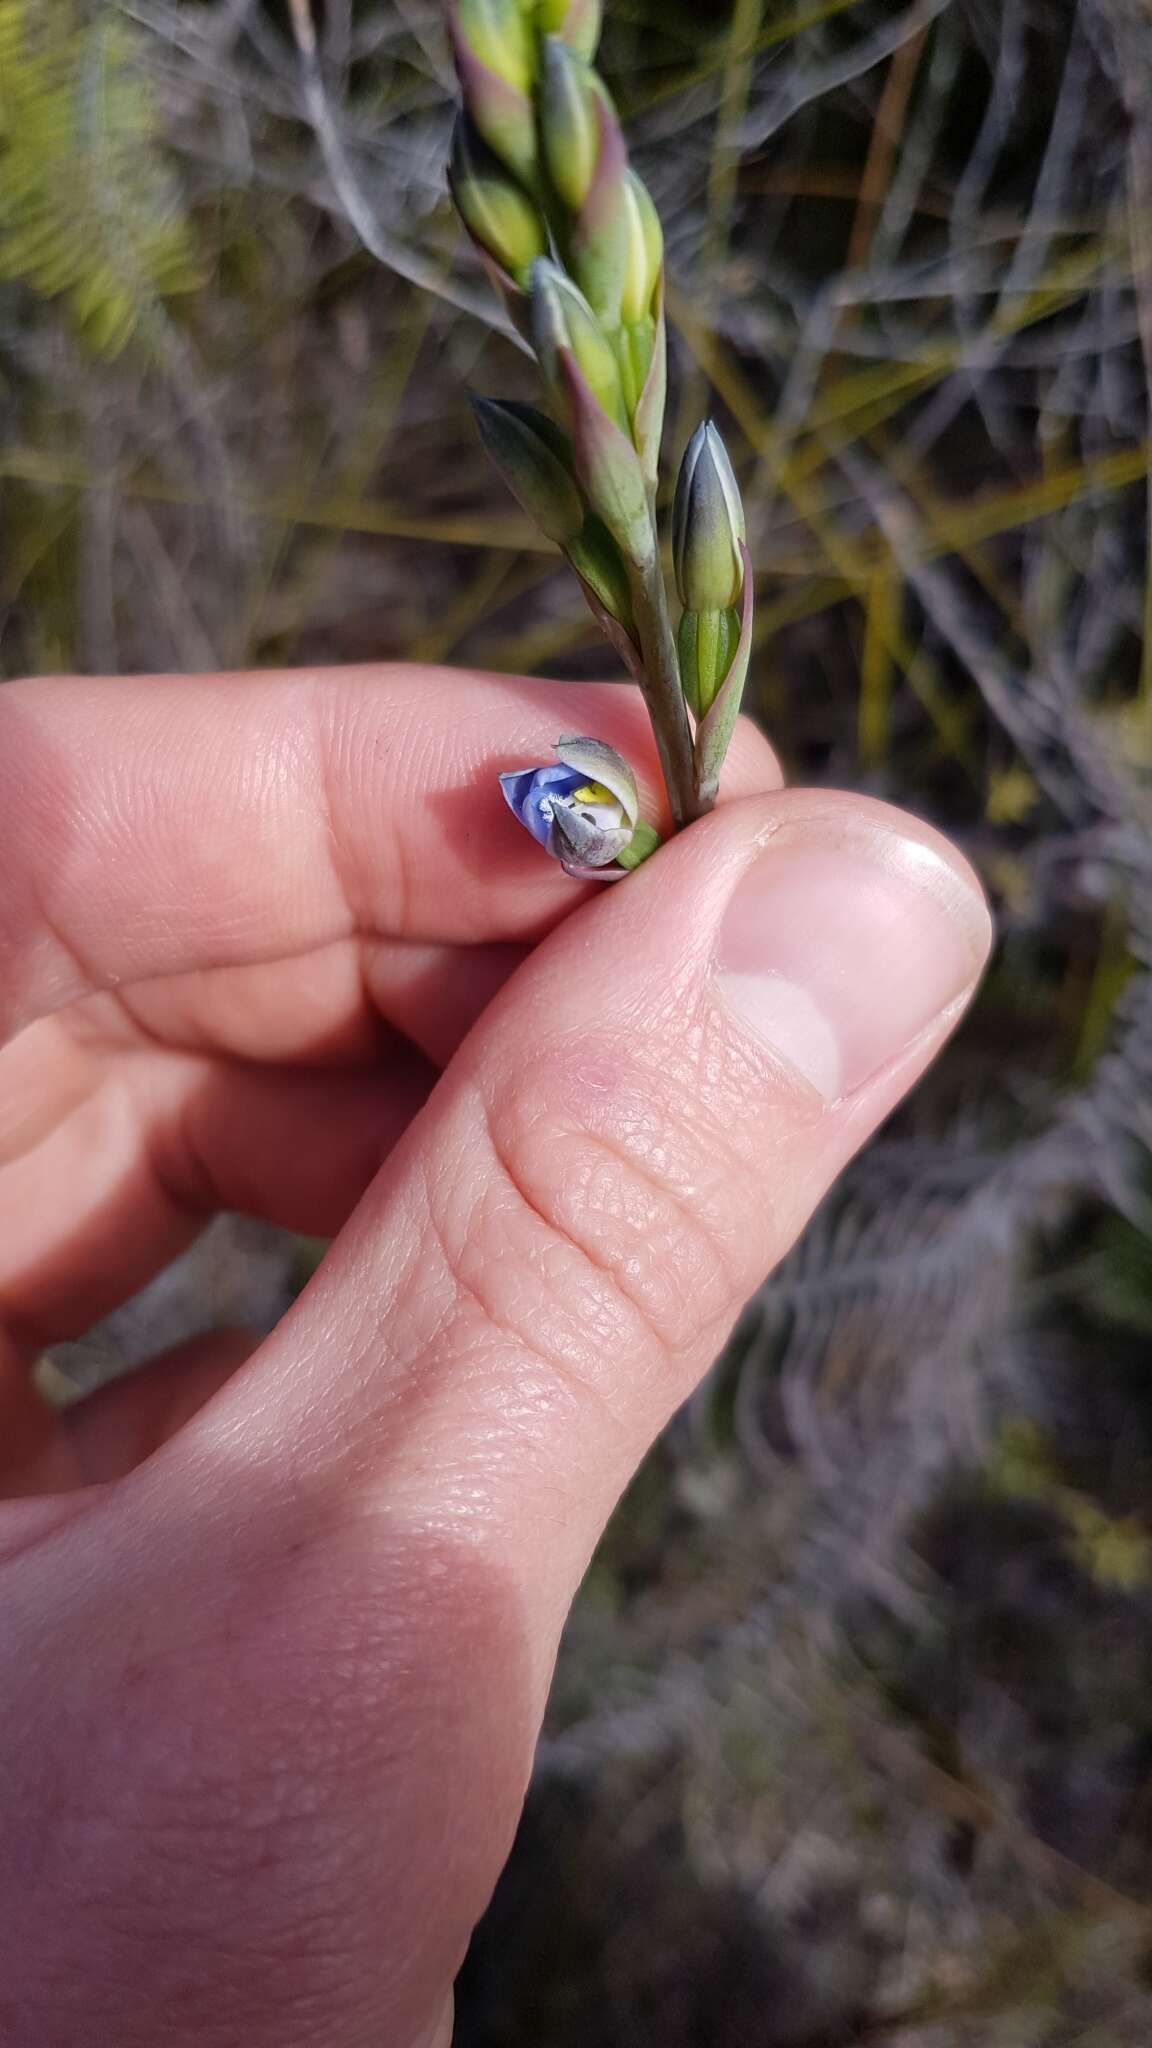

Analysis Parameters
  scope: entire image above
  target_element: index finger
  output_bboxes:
[0,665,781,1041]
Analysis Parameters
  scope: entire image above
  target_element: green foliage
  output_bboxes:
[0,0,198,356]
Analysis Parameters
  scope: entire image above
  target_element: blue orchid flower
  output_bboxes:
[500,735,648,879]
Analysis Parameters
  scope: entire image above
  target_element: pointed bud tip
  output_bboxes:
[470,395,585,545]
[672,417,746,610]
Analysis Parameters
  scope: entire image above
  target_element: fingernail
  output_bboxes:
[715,812,990,1102]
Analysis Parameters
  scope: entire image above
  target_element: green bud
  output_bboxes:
[618,172,663,325]
[677,605,741,718]
[560,349,651,564]
[540,37,600,213]
[454,0,535,91]
[471,397,585,544]
[450,0,538,185]
[538,0,602,59]
[561,74,631,323]
[672,420,746,612]
[449,120,545,286]
[529,259,627,431]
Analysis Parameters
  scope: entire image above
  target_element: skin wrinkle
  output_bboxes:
[498,1016,806,1356]
[0,1015,93,1160]
[419,1104,647,1434]
[0,1075,192,1353]
[542,1119,742,1356]
[18,866,100,1040]
[146,1067,234,1225]
[311,674,383,945]
[476,1061,731,1382]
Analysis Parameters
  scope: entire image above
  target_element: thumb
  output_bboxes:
[235,785,991,1633]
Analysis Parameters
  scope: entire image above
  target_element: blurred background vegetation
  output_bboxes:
[6,0,1152,2037]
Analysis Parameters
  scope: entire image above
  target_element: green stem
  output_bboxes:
[617,818,662,869]
[626,530,710,830]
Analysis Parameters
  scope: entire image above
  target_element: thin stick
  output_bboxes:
[285,0,528,349]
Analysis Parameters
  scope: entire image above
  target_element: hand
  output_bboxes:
[0,664,991,2046]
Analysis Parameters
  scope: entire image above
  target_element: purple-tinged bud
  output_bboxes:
[450,0,538,186]
[672,419,746,612]
[560,347,652,565]
[449,120,545,288]
[530,259,627,429]
[456,0,535,89]
[540,36,601,212]
[560,65,631,322]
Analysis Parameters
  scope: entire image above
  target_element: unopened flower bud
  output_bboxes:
[530,259,626,429]
[470,396,585,544]
[619,172,663,326]
[554,61,631,323]
[672,420,746,612]
[455,0,535,90]
[450,120,545,287]
[450,0,538,185]
[540,37,600,213]
[500,736,653,879]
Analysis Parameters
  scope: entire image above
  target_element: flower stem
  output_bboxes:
[627,537,711,831]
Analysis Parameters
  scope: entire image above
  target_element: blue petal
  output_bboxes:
[499,768,541,822]
[499,763,583,849]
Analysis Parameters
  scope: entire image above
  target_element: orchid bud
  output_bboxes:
[672,420,746,613]
[450,0,539,186]
[529,264,648,564]
[450,120,546,288]
[455,0,535,89]
[619,172,663,326]
[558,345,652,565]
[675,423,753,770]
[541,39,631,323]
[539,36,600,211]
[499,736,657,879]
[608,177,664,426]
[529,259,627,429]
[537,0,602,59]
[470,396,585,544]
